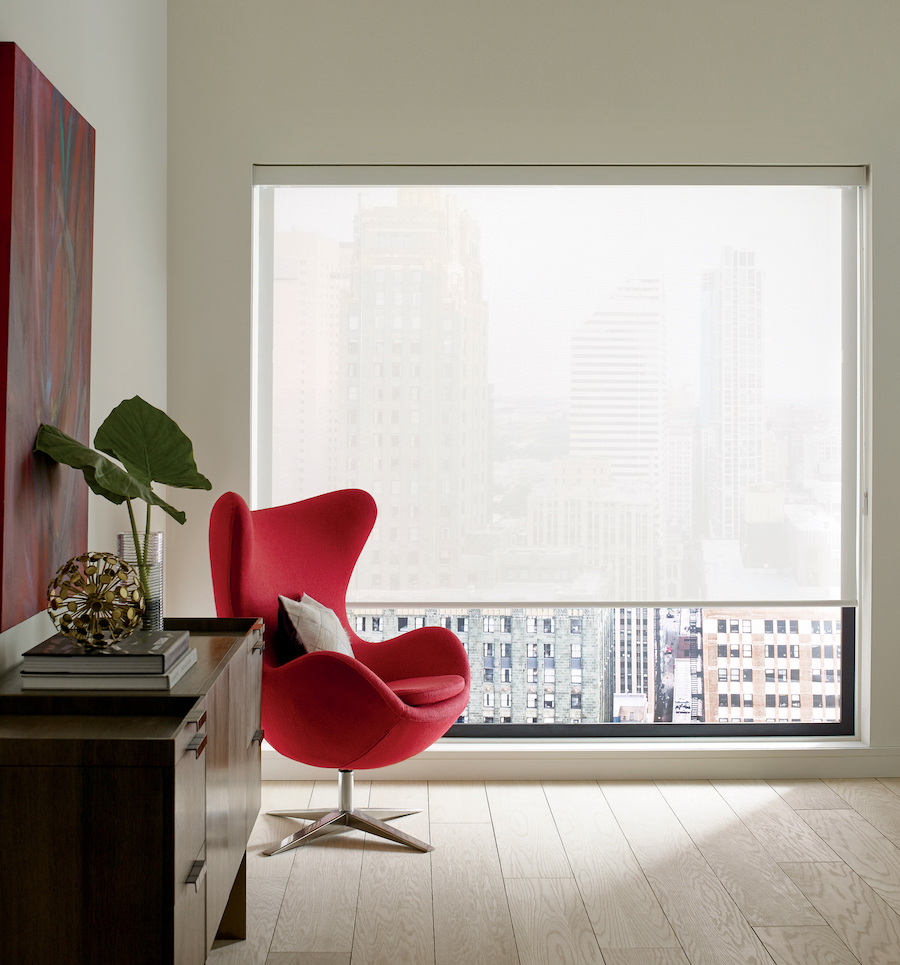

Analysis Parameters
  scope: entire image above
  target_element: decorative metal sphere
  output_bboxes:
[47,552,145,649]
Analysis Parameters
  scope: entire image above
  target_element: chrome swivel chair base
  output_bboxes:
[263,768,433,855]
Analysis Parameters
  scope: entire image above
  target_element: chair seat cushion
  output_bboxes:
[385,674,467,706]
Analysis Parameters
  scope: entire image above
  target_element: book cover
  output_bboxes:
[21,628,190,673]
[20,646,198,690]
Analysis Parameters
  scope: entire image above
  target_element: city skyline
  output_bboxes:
[265,183,845,603]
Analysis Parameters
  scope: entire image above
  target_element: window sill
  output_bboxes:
[261,736,900,782]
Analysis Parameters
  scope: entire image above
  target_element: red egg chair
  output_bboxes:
[209,489,471,853]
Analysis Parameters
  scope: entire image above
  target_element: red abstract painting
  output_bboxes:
[0,44,94,632]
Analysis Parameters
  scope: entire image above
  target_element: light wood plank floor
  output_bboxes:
[207,778,900,965]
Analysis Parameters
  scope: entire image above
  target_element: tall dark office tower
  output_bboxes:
[337,188,492,599]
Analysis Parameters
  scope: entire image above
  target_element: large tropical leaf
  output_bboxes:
[33,425,188,524]
[93,396,212,491]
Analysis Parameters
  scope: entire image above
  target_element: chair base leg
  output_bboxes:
[267,807,419,822]
[262,808,434,855]
[262,769,433,854]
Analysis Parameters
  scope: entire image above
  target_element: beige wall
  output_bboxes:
[0,0,168,670]
[164,0,898,774]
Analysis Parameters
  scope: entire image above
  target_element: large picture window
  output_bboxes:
[252,166,863,737]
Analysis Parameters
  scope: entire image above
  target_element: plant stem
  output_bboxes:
[126,498,150,602]
[144,501,152,567]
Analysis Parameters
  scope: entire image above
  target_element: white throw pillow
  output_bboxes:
[278,594,354,657]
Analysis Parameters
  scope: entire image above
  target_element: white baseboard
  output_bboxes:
[261,738,900,782]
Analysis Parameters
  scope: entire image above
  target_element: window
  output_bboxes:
[255,166,861,739]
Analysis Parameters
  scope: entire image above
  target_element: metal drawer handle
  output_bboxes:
[252,638,265,654]
[186,733,207,758]
[186,859,207,892]
[252,728,265,745]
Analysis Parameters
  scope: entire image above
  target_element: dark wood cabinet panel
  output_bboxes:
[0,618,263,965]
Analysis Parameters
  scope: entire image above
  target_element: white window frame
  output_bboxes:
[251,164,868,748]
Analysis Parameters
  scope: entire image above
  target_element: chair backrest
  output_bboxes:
[209,490,377,652]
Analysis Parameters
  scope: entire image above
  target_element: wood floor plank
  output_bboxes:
[542,781,678,948]
[876,777,900,801]
[504,877,604,965]
[824,779,900,848]
[486,781,571,879]
[351,782,434,965]
[712,780,839,863]
[601,782,773,965]
[270,828,366,954]
[251,782,316,879]
[766,779,850,811]
[430,822,518,965]
[428,780,492,823]
[781,861,900,965]
[266,955,351,965]
[796,807,900,914]
[657,781,823,927]
[207,877,289,965]
[600,950,691,965]
[753,925,861,965]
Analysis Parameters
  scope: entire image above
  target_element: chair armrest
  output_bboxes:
[352,626,471,685]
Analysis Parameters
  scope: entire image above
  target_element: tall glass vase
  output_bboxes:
[117,531,164,630]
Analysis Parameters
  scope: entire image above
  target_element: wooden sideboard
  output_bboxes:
[0,617,264,965]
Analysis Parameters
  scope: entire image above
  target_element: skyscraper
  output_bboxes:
[337,188,492,599]
[562,275,669,602]
[570,276,668,484]
[271,231,351,504]
[702,247,764,541]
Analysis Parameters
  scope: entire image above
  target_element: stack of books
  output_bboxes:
[19,628,195,690]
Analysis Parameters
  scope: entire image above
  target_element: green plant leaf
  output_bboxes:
[93,396,212,491]
[33,425,188,524]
